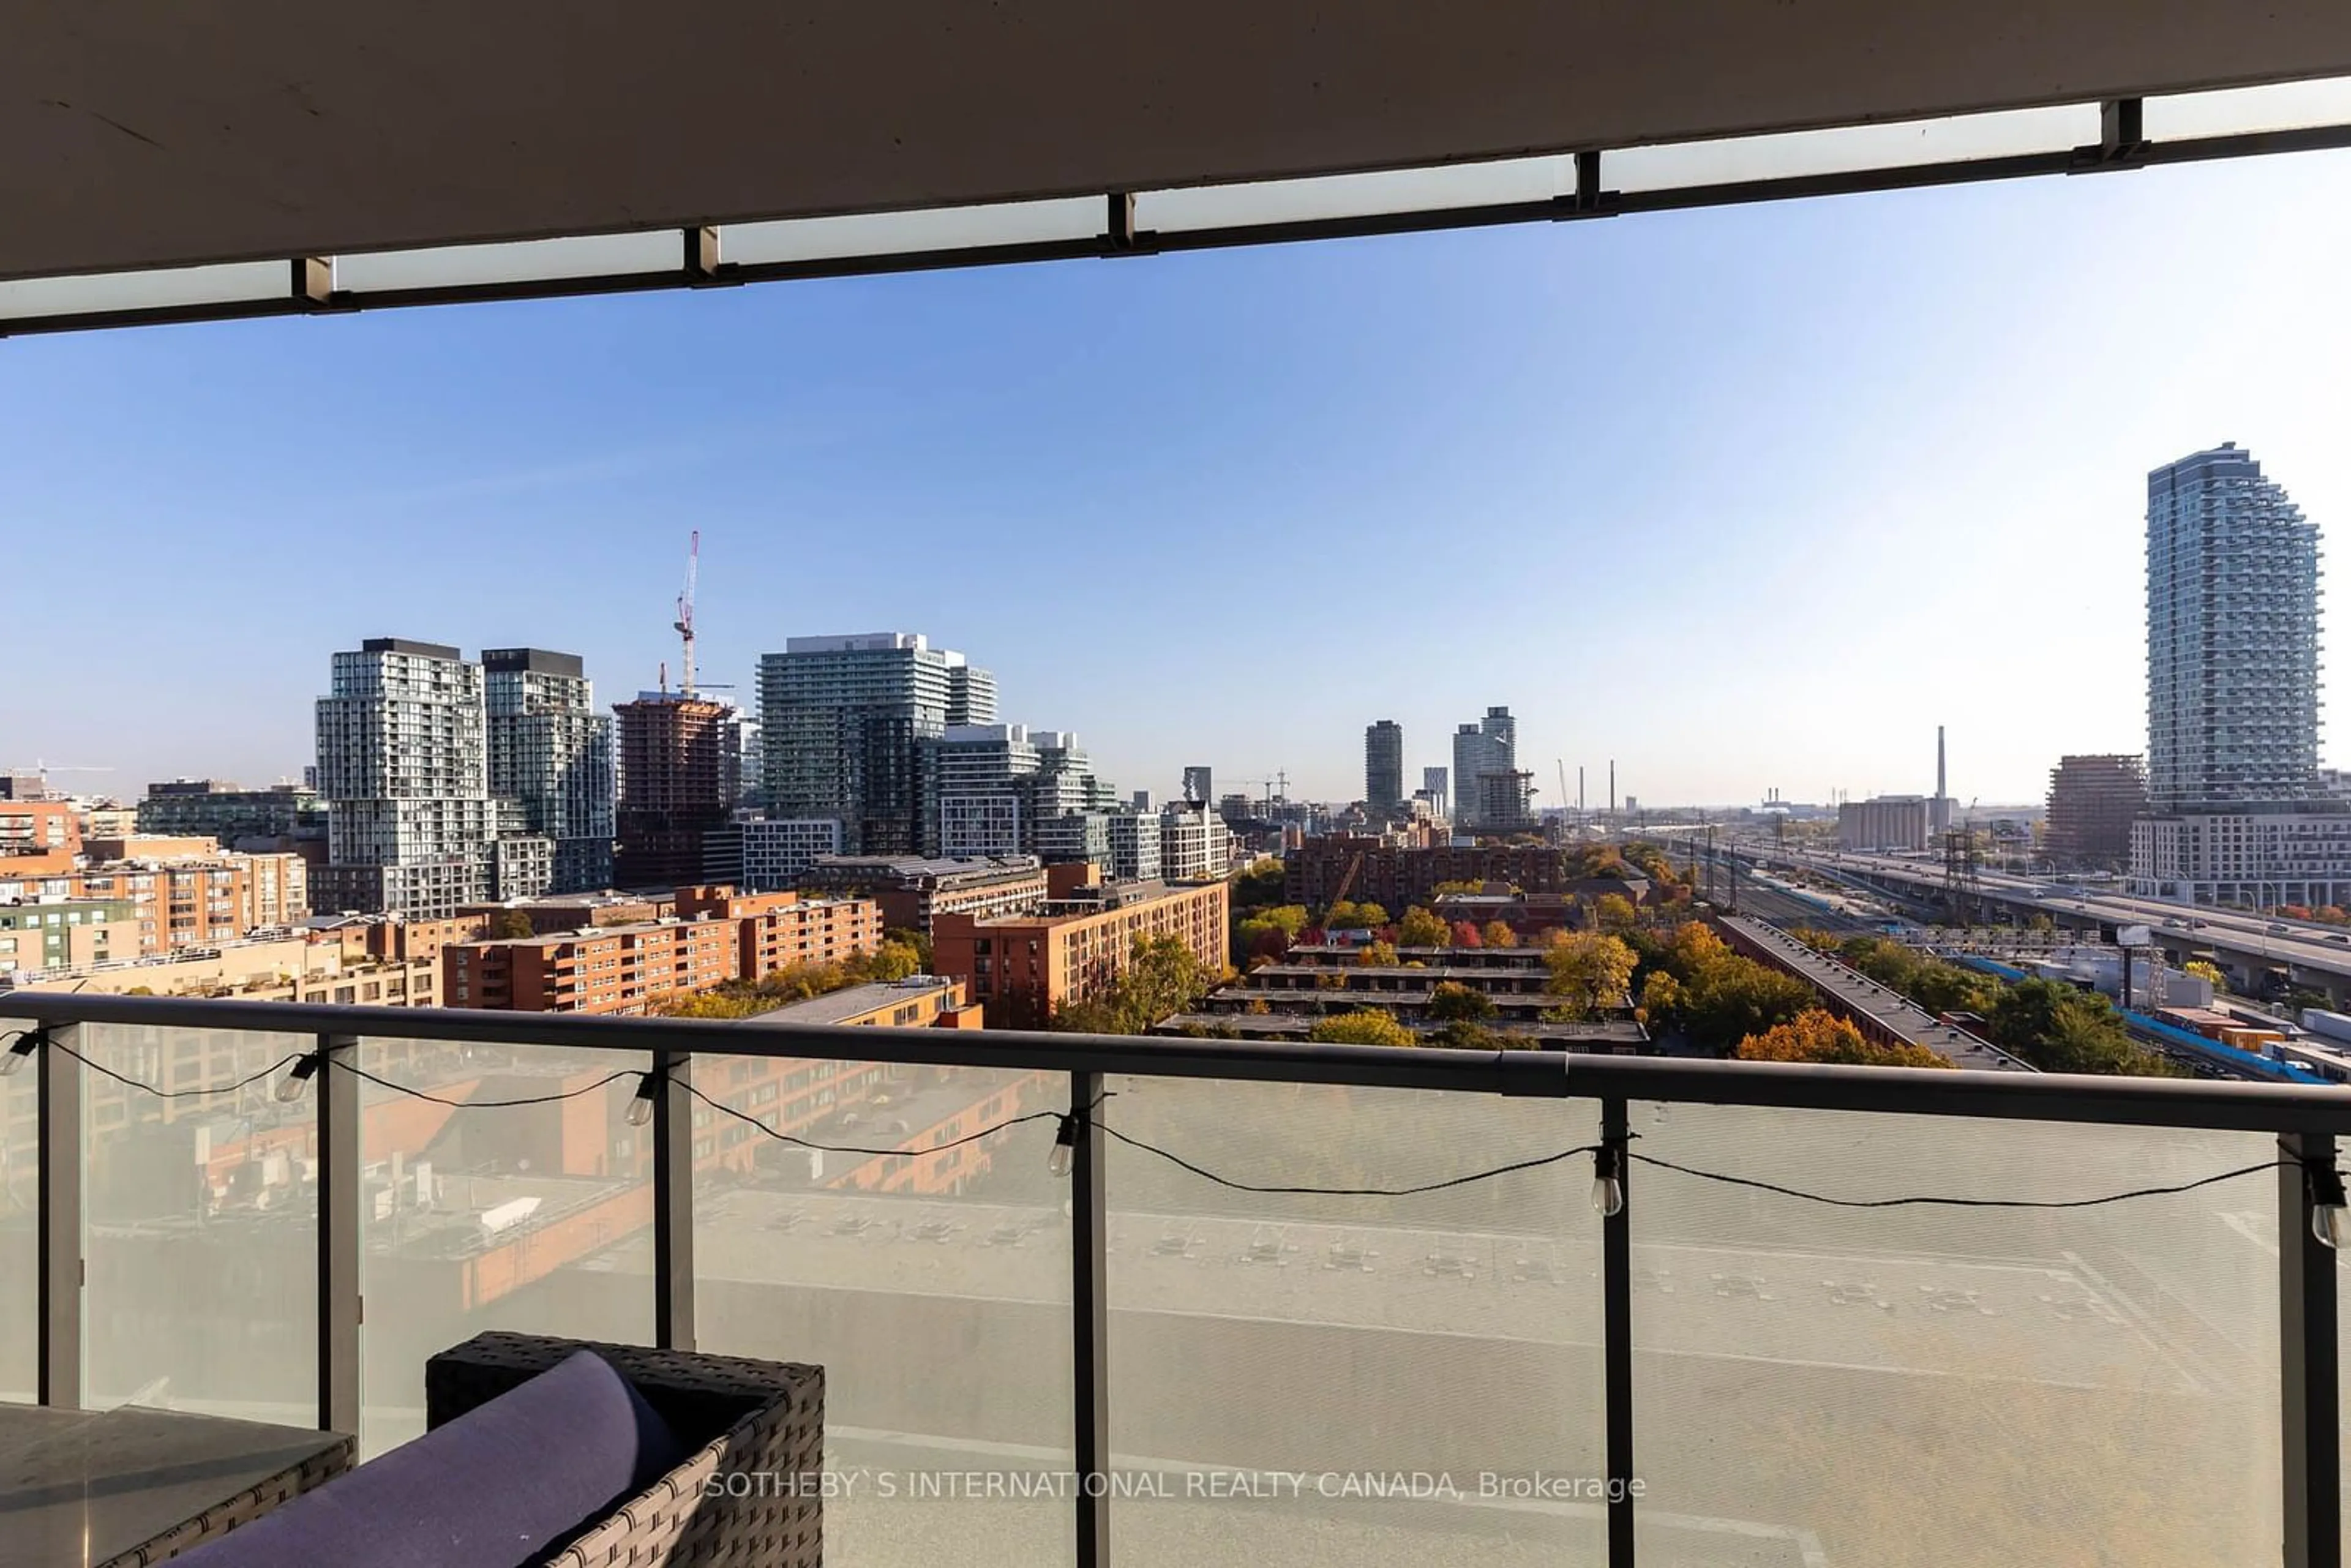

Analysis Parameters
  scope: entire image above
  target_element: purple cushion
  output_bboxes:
[174,1351,686,1568]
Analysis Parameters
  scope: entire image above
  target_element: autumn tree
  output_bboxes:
[1592,893,1638,934]
[1481,921,1520,949]
[1325,899,1389,931]
[2183,959,2224,986]
[1238,904,1310,962]
[1427,981,1498,1022]
[1450,920,1484,948]
[1431,880,1486,897]
[1307,1008,1417,1048]
[1637,970,1685,1028]
[1356,940,1400,967]
[858,937,923,981]
[1396,906,1450,948]
[1543,932,1639,1018]
[1736,1008,1951,1069]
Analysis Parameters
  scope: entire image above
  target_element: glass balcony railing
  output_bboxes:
[1,991,2345,1567]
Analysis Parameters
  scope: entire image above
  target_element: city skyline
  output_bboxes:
[6,152,2350,804]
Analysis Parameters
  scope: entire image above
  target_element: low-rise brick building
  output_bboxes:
[932,871,1229,1029]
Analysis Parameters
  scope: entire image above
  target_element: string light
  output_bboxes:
[1591,1142,1625,1218]
[0,1030,36,1078]
[2308,1161,2349,1250]
[11,1035,2331,1216]
[275,1054,321,1103]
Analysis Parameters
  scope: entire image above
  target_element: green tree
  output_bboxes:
[1307,1008,1417,1048]
[1543,932,1639,1018]
[1052,934,1215,1034]
[1230,858,1289,912]
[1427,981,1498,1023]
[1983,978,2180,1076]
[1679,961,1815,1051]
[1396,906,1450,948]
[486,908,536,940]
[1325,899,1389,931]
[887,926,933,971]
[1482,921,1520,949]
[1237,904,1310,962]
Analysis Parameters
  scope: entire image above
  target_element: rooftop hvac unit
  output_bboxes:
[479,1196,542,1235]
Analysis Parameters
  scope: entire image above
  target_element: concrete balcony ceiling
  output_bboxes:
[6,1,2351,286]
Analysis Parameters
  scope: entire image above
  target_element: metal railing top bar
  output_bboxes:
[10,989,2351,1134]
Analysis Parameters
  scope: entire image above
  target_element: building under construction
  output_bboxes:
[613,692,737,890]
[2045,754,2148,869]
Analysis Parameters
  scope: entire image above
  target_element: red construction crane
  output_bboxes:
[672,530,700,697]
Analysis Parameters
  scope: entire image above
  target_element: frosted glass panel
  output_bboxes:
[1138,157,1572,233]
[1610,103,2098,192]
[335,231,681,292]
[691,1056,1073,1568]
[1630,1104,2279,1566]
[1104,1077,1610,1564]
[356,1038,655,1455]
[724,198,1103,266]
[0,262,283,321]
[80,1022,316,1425]
[0,1015,36,1401]
[2147,76,2351,141]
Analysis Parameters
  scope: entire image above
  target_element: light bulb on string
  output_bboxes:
[1049,1114,1078,1179]
[0,1033,37,1078]
[2309,1161,2349,1250]
[276,1054,321,1103]
[627,1072,659,1128]
[1591,1143,1625,1218]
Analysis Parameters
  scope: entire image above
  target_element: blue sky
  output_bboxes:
[6,148,2350,810]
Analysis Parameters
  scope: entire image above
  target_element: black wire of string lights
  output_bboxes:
[4,1027,2342,1233]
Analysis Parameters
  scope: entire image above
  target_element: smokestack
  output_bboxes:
[1578,765,1585,816]
[1609,760,1617,816]
[1937,725,1946,801]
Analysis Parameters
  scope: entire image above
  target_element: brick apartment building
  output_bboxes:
[445,918,743,1013]
[0,800,81,875]
[675,885,887,977]
[0,838,310,956]
[444,887,885,1015]
[932,867,1229,1028]
[1283,836,1586,911]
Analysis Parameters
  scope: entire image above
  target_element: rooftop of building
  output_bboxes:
[735,975,963,1027]
[803,853,1044,883]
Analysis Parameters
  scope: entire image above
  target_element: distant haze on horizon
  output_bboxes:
[6,152,2349,809]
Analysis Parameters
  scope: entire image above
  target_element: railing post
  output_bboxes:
[1071,1070,1110,1568]
[317,1033,361,1434]
[1602,1095,1636,1568]
[653,1050,696,1351]
[2280,1131,2340,1568]
[37,1023,81,1408]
